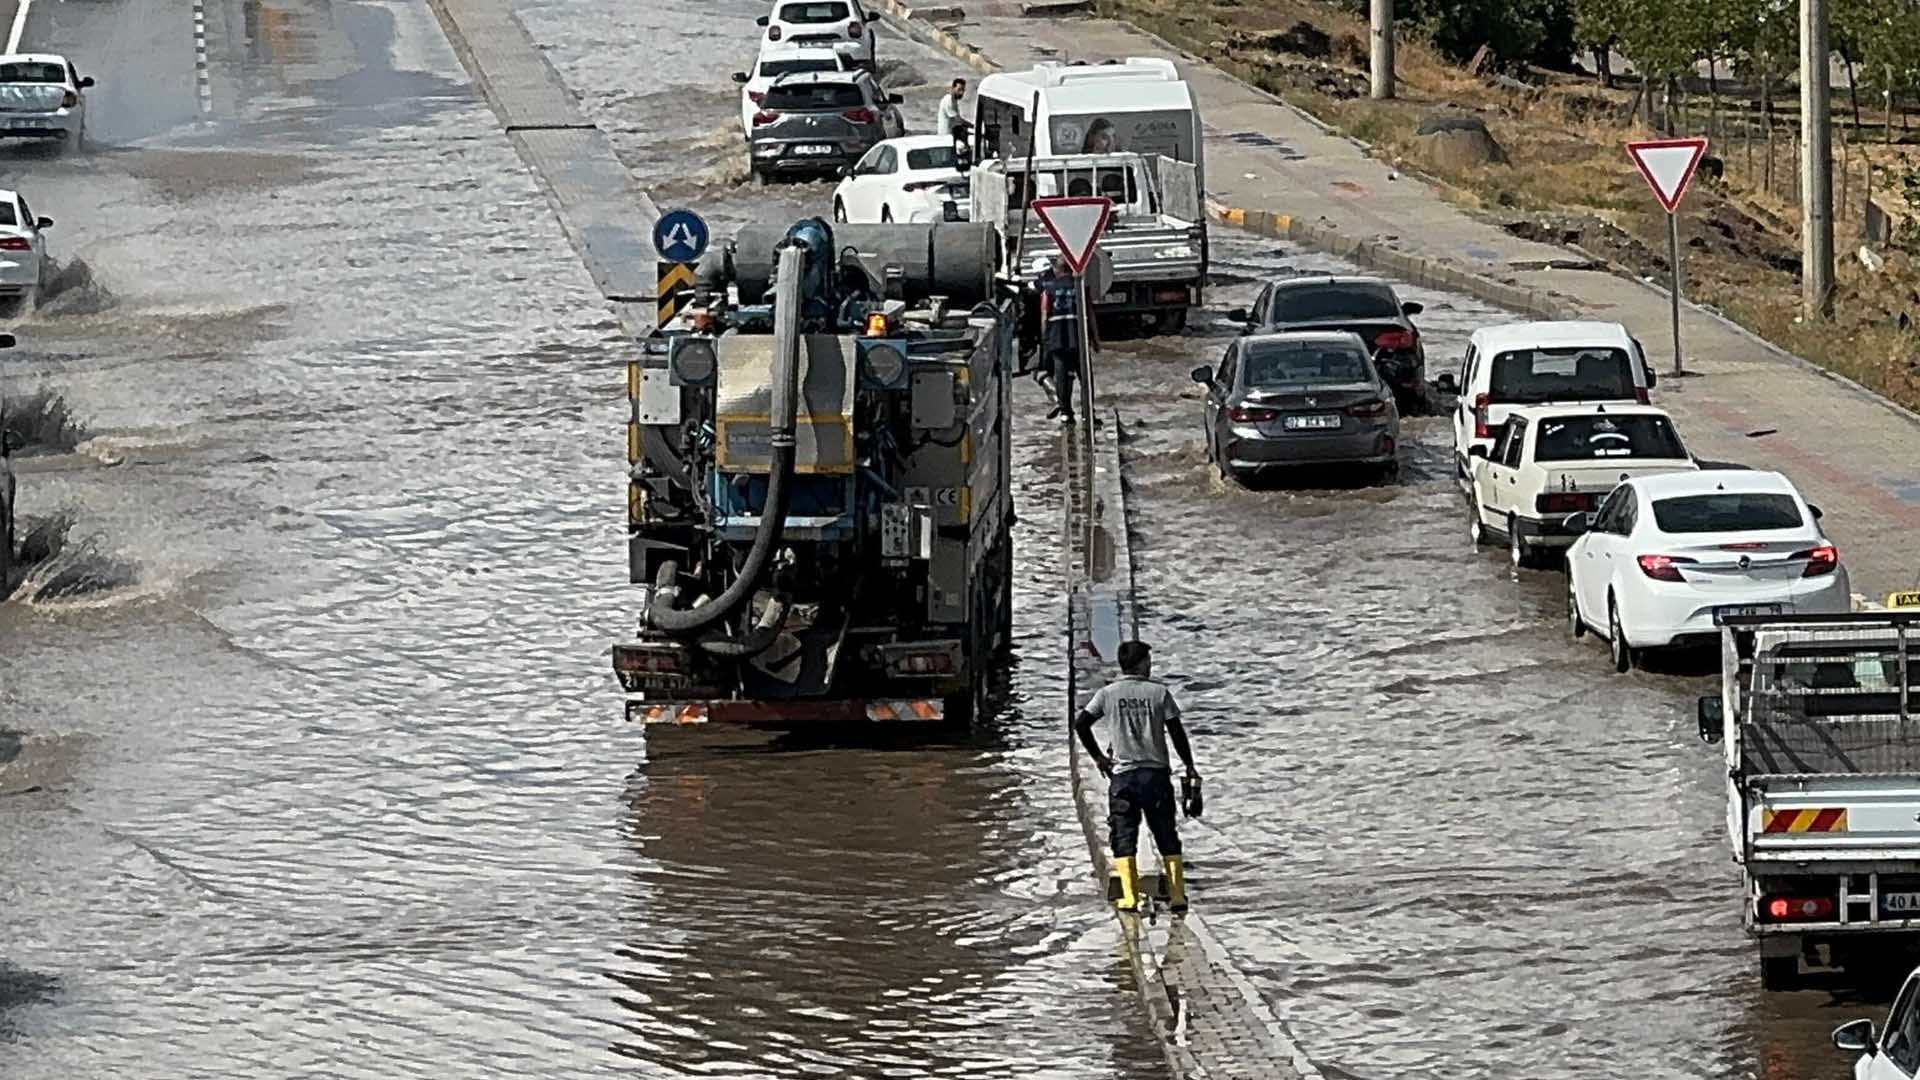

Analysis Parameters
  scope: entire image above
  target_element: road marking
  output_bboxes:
[192,0,210,112]
[6,0,32,54]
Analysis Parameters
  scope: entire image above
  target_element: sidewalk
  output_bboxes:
[885,3,1920,600]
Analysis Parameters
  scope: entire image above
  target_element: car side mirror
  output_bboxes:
[755,15,769,25]
[1809,504,1824,520]
[1645,367,1658,389]
[1401,300,1423,316]
[837,165,852,178]
[865,10,880,19]
[1226,307,1250,323]
[1833,1018,1877,1054]
[1697,695,1725,744]
[34,216,50,229]
[1467,444,1488,459]
[887,93,904,105]
[1560,511,1594,534]
[1189,364,1213,386]
[1433,372,1458,394]
[731,72,749,84]
[79,76,93,88]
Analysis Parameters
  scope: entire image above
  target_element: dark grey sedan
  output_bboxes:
[1192,331,1401,484]
[748,71,904,184]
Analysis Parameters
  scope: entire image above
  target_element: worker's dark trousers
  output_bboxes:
[1048,340,1079,418]
[1109,766,1181,858]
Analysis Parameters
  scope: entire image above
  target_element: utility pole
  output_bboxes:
[1370,0,1394,100]
[1800,0,1834,318]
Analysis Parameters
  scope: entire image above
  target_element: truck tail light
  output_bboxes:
[1346,399,1388,418]
[612,644,689,674]
[1761,895,1835,922]
[1637,554,1696,582]
[1228,405,1277,423]
[1536,492,1596,514]
[1799,545,1839,577]
[1374,329,1415,350]
[0,237,29,251]
[1152,287,1190,304]
[1472,393,1490,439]
[752,110,779,126]
[842,107,876,124]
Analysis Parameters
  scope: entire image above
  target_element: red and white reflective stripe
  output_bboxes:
[640,704,709,726]
[866,700,944,722]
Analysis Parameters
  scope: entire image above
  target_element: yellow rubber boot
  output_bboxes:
[1163,855,1189,914]
[1113,855,1141,913]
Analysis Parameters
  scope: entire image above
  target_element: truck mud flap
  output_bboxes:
[627,698,947,726]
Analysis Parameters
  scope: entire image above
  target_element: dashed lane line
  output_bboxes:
[193,0,211,112]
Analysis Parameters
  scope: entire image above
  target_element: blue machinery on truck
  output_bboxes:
[613,219,1021,728]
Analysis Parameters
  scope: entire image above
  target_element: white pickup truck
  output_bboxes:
[1698,611,1920,990]
[970,152,1205,334]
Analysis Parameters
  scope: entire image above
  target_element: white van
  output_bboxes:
[972,58,1202,192]
[1441,320,1657,485]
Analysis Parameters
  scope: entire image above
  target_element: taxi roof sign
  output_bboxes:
[1888,590,1920,610]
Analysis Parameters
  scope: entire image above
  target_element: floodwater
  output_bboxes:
[0,1,1883,1079]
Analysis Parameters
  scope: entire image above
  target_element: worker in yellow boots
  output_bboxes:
[1073,640,1201,914]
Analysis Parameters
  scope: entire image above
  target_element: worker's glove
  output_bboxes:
[1181,772,1204,819]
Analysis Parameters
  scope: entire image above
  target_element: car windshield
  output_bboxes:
[0,62,64,84]
[779,2,850,23]
[1533,414,1686,461]
[1489,346,1636,403]
[763,82,865,110]
[1269,284,1400,322]
[1242,341,1370,386]
[759,58,841,78]
[1651,492,1804,533]
[905,146,958,170]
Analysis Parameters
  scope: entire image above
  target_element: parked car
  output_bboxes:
[0,54,91,149]
[756,0,879,71]
[1228,275,1429,414]
[1467,403,1697,568]
[1440,320,1657,487]
[832,134,969,223]
[0,189,53,314]
[1191,331,1400,484]
[1566,469,1849,671]
[1834,966,1920,1077]
[730,44,855,139]
[748,71,904,184]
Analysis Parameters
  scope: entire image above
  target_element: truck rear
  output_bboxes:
[1700,612,1920,988]
[973,152,1205,333]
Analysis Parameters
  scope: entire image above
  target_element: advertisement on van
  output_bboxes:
[1049,110,1194,164]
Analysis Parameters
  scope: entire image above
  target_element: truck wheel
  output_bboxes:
[1760,955,1798,991]
[1162,308,1188,334]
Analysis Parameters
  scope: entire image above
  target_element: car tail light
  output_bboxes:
[842,107,876,124]
[768,25,783,40]
[902,179,946,191]
[1228,405,1278,423]
[1761,895,1835,922]
[61,90,77,108]
[752,110,779,126]
[1637,554,1697,582]
[1472,392,1490,439]
[1799,545,1839,577]
[1346,398,1388,418]
[847,19,863,38]
[748,90,766,104]
[1536,492,1596,514]
[0,237,29,251]
[1635,386,1651,404]
[1374,329,1415,350]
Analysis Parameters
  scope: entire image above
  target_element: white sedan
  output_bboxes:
[0,54,91,148]
[1468,403,1696,568]
[0,188,52,313]
[730,44,854,139]
[832,135,970,224]
[1567,469,1851,671]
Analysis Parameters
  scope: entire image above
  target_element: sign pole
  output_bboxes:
[1077,273,1095,565]
[1666,210,1684,378]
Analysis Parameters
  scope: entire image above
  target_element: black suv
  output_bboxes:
[1230,275,1429,414]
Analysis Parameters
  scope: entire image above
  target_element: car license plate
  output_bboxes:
[1885,892,1920,914]
[1104,289,1127,302]
[1283,414,1342,431]
[7,119,38,129]
[1715,603,1783,618]
[794,144,835,156]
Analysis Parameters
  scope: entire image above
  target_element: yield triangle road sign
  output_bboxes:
[1030,196,1113,275]
[1626,137,1710,214]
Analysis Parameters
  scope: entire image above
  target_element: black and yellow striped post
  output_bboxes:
[657,261,696,327]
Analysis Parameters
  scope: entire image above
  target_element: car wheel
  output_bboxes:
[1508,515,1531,569]
[1567,577,1586,639]
[833,199,847,223]
[1468,496,1490,546]
[880,206,893,223]
[1608,594,1634,673]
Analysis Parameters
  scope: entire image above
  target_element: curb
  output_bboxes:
[877,0,1000,74]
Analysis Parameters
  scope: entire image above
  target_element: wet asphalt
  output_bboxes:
[0,1,1891,1079]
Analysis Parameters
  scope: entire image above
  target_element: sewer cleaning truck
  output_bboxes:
[611,218,1017,730]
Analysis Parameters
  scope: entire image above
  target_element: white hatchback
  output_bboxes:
[756,0,879,71]
[832,135,969,223]
[1566,469,1851,671]
[731,45,855,139]
[0,188,52,313]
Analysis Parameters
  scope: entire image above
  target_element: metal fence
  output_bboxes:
[1742,624,1919,775]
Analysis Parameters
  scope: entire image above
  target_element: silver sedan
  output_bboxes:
[1192,330,1401,484]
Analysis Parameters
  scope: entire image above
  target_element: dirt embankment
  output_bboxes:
[1100,0,1920,409]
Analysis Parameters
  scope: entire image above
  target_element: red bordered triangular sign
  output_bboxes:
[1030,196,1113,275]
[1626,137,1710,213]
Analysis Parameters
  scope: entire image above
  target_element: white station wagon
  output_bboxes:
[1468,403,1697,568]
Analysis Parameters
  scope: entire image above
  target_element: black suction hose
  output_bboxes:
[645,243,806,636]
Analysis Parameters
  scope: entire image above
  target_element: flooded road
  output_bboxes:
[0,1,1884,1079]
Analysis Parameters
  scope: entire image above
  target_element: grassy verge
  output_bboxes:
[1099,0,1920,411]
